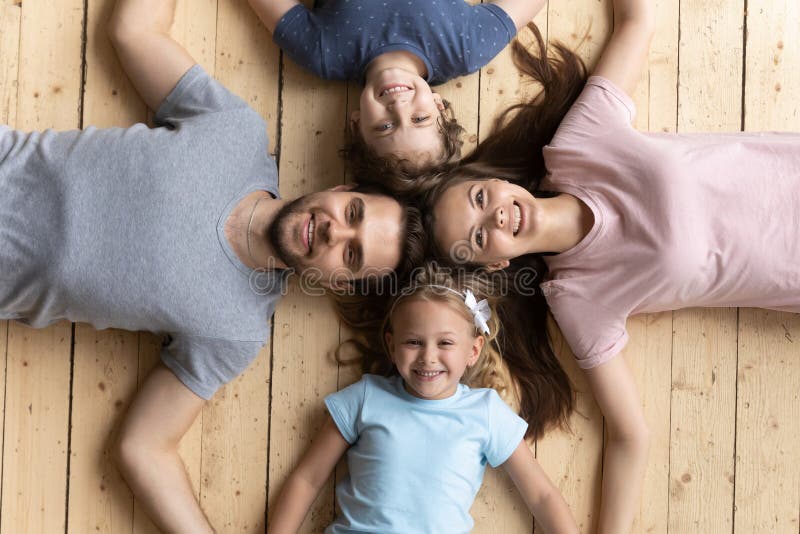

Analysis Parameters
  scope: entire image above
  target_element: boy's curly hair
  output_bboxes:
[339,98,465,193]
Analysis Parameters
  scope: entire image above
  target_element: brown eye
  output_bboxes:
[475,229,484,248]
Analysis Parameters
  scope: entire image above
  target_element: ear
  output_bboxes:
[432,92,445,111]
[328,183,356,193]
[319,277,354,292]
[467,335,485,367]
[350,109,361,126]
[485,259,510,272]
[384,331,395,360]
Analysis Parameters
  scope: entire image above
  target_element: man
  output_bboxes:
[0,0,414,531]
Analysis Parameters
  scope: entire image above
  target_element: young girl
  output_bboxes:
[420,0,800,531]
[248,0,544,174]
[268,266,578,533]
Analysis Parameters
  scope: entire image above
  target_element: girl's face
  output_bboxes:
[353,68,445,162]
[433,178,537,270]
[386,298,484,400]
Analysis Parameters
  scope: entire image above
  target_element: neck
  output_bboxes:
[227,192,288,270]
[365,50,428,79]
[524,193,593,254]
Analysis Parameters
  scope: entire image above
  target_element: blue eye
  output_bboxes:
[475,229,484,248]
[377,122,393,131]
[412,115,430,123]
[476,190,484,207]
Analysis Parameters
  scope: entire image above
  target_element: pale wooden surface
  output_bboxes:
[1,0,799,532]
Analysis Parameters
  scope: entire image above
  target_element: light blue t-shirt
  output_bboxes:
[324,374,528,534]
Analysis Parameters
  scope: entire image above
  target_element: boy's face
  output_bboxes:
[354,68,446,163]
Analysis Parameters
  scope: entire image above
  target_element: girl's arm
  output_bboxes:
[584,356,651,533]
[502,441,580,533]
[268,413,351,533]
[248,0,301,33]
[491,0,547,32]
[592,0,656,96]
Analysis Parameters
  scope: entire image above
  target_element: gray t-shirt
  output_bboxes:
[0,65,284,399]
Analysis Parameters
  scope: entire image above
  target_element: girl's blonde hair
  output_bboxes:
[337,263,518,409]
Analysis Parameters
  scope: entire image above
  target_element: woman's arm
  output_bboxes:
[108,0,195,112]
[268,413,351,533]
[491,0,547,32]
[592,0,656,96]
[502,441,579,533]
[584,356,651,534]
[248,0,301,33]
[113,364,212,532]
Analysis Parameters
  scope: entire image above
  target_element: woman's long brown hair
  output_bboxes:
[414,23,589,439]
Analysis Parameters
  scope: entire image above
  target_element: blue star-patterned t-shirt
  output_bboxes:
[273,0,517,85]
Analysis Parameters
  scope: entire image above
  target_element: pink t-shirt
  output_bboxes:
[540,76,800,369]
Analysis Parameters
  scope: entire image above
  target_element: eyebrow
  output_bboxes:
[467,185,476,249]
[351,198,365,273]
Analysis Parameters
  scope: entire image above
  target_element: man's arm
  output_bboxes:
[584,356,651,533]
[268,414,350,533]
[248,0,301,33]
[491,0,547,32]
[108,0,195,112]
[113,364,212,533]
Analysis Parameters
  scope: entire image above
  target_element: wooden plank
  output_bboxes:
[0,3,20,512]
[670,310,738,531]
[1,0,83,531]
[736,3,800,530]
[622,0,679,530]
[69,326,140,533]
[735,311,800,532]
[267,0,348,528]
[0,1,20,127]
[669,0,743,530]
[66,1,151,531]
[536,327,603,533]
[194,2,278,531]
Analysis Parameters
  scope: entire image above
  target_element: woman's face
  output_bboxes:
[433,179,537,270]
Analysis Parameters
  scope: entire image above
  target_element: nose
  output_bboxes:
[418,345,437,364]
[324,220,356,244]
[493,205,506,229]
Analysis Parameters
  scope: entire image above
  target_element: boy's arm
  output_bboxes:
[113,365,213,532]
[268,414,351,533]
[502,441,580,534]
[248,0,302,33]
[108,0,195,112]
[491,0,547,31]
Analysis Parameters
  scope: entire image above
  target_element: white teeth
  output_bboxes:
[512,203,521,235]
[415,370,442,377]
[308,218,315,249]
[380,86,412,97]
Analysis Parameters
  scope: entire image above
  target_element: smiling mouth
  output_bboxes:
[379,84,413,97]
[512,202,521,235]
[414,369,444,381]
[307,215,315,252]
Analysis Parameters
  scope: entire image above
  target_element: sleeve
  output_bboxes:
[548,76,637,148]
[153,65,250,127]
[544,288,629,369]
[324,377,369,444]
[160,334,265,400]
[461,4,517,73]
[484,390,528,467]
[272,4,329,79]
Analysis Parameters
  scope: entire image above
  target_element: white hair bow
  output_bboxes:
[464,289,491,335]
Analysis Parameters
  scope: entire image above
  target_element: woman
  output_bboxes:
[421,0,799,532]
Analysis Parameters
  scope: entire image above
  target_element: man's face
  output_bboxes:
[269,190,404,285]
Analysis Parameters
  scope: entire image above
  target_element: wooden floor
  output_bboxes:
[0,0,798,532]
